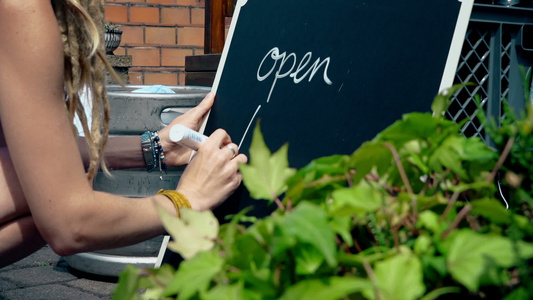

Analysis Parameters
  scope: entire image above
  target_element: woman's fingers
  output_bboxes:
[222,143,238,159]
[177,128,248,211]
[185,92,215,125]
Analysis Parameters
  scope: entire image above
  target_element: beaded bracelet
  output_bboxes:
[141,131,168,173]
[157,189,192,218]
[152,131,168,173]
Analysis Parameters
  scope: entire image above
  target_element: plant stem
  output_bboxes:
[487,136,515,183]
[382,207,400,251]
[383,142,414,194]
[353,238,364,253]
[440,191,460,222]
[274,198,286,211]
[346,170,355,187]
[442,204,472,239]
[362,260,382,300]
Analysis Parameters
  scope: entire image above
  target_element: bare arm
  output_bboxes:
[0,0,245,256]
[77,93,216,170]
[77,136,141,169]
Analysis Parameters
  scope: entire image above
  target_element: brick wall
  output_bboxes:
[105,0,206,85]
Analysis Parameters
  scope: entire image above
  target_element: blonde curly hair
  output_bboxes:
[52,0,119,180]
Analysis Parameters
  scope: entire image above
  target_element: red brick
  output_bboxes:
[129,48,160,66]
[177,0,196,6]
[113,47,127,56]
[177,71,186,85]
[191,8,204,25]
[105,4,128,23]
[145,27,177,45]
[128,70,144,85]
[161,48,193,67]
[107,0,144,3]
[120,26,144,45]
[130,6,160,23]
[147,0,175,3]
[177,27,203,47]
[195,0,205,8]
[145,72,178,85]
[161,7,190,24]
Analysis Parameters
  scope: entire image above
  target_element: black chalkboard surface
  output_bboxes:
[203,0,472,218]
[158,0,474,267]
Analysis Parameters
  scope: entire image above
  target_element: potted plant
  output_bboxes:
[112,77,533,299]
[105,22,122,55]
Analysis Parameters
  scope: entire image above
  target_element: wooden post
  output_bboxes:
[204,0,235,54]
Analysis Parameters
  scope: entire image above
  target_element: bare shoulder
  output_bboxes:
[0,0,58,42]
[0,0,52,14]
[0,0,64,124]
[0,0,62,82]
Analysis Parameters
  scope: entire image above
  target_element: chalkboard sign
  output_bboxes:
[201,0,473,218]
[158,0,474,267]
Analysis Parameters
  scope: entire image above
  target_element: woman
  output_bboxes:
[0,0,247,267]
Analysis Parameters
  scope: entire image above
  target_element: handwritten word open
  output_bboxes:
[257,47,333,103]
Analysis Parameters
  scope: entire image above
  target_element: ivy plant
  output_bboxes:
[113,82,533,300]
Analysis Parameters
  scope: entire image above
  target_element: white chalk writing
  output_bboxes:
[238,47,334,148]
[256,47,333,103]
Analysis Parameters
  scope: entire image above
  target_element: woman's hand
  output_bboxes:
[176,129,248,211]
[158,92,215,166]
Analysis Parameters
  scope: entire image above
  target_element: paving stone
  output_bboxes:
[63,279,116,298]
[0,246,117,300]
[7,246,60,270]
[0,266,76,287]
[0,284,104,300]
[0,278,17,292]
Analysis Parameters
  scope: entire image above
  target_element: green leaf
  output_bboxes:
[338,248,394,269]
[417,210,444,234]
[240,121,296,201]
[285,155,350,205]
[201,281,244,300]
[376,112,457,146]
[221,206,253,257]
[517,240,533,260]
[157,205,219,260]
[279,277,373,300]
[503,287,530,300]
[350,141,392,183]
[282,202,337,267]
[372,250,426,300]
[328,216,353,246]
[164,251,224,299]
[113,265,143,300]
[419,287,461,300]
[421,255,448,280]
[428,135,468,179]
[446,229,516,291]
[470,198,511,225]
[330,183,382,218]
[139,265,176,300]
[232,269,277,299]
[431,84,469,118]
[413,234,432,256]
[230,232,269,271]
[294,243,325,275]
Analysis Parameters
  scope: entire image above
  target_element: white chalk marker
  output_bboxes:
[169,124,208,150]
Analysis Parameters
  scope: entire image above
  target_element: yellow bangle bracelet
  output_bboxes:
[157,189,192,218]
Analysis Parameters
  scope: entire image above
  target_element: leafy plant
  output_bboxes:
[113,83,533,300]
[105,22,121,32]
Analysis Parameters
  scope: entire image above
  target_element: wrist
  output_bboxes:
[141,131,168,173]
[157,189,191,217]
[176,188,202,211]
